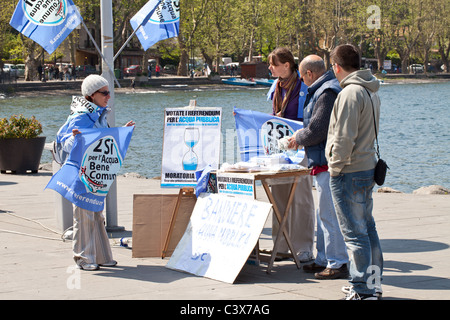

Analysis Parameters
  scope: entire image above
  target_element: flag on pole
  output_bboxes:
[9,0,82,54]
[130,0,180,50]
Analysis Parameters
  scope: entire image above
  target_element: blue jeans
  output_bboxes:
[330,169,383,295]
[314,171,349,269]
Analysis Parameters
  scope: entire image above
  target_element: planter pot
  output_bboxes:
[0,136,46,174]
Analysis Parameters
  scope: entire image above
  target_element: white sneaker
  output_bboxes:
[344,289,379,300]
[99,260,117,267]
[342,286,383,299]
[77,262,99,271]
[298,252,314,263]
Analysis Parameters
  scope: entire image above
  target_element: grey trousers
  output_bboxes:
[72,205,114,266]
[271,175,315,255]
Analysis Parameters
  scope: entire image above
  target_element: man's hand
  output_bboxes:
[287,136,299,149]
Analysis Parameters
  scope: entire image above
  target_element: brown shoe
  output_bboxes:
[302,262,326,273]
[314,264,349,279]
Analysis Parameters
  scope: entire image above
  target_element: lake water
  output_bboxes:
[1,81,449,193]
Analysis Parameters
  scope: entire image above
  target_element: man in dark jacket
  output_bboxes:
[288,55,349,279]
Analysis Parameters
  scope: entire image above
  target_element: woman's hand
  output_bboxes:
[72,129,81,136]
[124,121,135,127]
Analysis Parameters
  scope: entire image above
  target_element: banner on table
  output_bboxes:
[161,107,222,188]
[233,107,304,162]
[45,127,134,212]
[217,172,255,200]
[130,0,180,51]
[10,0,82,54]
[166,193,272,284]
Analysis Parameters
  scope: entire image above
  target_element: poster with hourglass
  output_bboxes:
[161,106,222,188]
[182,128,199,171]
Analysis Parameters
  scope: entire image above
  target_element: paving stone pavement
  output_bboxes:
[1,171,450,302]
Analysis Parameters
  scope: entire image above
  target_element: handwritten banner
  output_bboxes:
[166,193,272,283]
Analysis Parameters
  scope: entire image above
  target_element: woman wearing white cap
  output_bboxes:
[55,74,135,271]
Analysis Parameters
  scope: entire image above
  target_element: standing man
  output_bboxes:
[288,55,349,280]
[326,44,383,300]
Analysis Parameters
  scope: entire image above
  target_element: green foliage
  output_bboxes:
[0,0,448,73]
[0,115,43,139]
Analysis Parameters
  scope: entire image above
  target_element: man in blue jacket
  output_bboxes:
[288,55,349,279]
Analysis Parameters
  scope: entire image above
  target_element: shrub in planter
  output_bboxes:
[0,114,46,174]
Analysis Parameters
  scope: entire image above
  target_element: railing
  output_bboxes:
[0,72,18,84]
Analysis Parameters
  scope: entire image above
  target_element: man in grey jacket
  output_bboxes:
[288,55,349,280]
[326,44,383,300]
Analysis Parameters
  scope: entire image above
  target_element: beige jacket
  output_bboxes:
[325,69,381,176]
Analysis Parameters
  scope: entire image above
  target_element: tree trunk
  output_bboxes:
[178,38,188,76]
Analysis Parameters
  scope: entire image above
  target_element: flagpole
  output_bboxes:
[101,0,123,232]
[113,0,162,62]
[113,27,140,62]
[81,20,121,88]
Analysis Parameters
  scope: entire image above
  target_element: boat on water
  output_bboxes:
[254,78,275,86]
[221,77,256,86]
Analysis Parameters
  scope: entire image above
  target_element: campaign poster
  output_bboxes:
[45,127,134,212]
[161,107,222,188]
[166,193,272,284]
[217,172,255,200]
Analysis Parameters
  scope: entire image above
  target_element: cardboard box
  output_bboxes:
[132,189,196,258]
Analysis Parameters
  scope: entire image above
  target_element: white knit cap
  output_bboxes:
[81,74,109,97]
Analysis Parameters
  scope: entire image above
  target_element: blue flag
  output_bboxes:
[234,107,304,162]
[130,0,180,50]
[9,0,82,54]
[46,127,134,212]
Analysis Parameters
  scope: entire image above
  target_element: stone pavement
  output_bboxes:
[1,170,449,301]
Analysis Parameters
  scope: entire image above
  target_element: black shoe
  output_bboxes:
[302,262,326,273]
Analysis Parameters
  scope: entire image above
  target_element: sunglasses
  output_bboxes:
[96,90,110,96]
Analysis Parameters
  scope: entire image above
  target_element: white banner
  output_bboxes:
[217,172,255,200]
[161,107,222,188]
[166,193,272,284]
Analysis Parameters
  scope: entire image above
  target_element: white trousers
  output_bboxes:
[72,205,113,266]
[271,175,315,255]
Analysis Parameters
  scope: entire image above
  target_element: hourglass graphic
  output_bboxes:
[182,127,199,170]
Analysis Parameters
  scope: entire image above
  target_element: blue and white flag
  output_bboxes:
[46,127,134,212]
[9,0,82,54]
[234,107,304,162]
[130,0,180,51]
[194,164,213,197]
